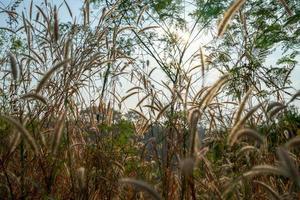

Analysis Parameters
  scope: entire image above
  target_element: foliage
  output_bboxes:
[0,0,299,199]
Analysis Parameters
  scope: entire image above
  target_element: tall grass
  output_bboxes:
[0,0,299,199]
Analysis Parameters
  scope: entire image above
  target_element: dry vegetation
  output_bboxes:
[0,0,300,199]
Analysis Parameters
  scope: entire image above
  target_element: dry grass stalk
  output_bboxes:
[218,0,246,36]
[36,59,71,93]
[119,178,162,200]
[0,115,39,155]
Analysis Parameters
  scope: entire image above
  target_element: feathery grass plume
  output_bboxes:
[229,128,264,146]
[143,104,160,112]
[21,93,47,105]
[155,103,171,121]
[288,90,300,104]
[98,7,107,25]
[117,26,135,35]
[29,48,44,64]
[0,115,39,155]
[138,26,160,34]
[126,86,143,93]
[64,38,72,60]
[139,119,151,135]
[112,161,125,174]
[193,86,209,102]
[9,131,21,155]
[237,145,259,159]
[29,0,33,20]
[35,12,40,22]
[233,87,252,125]
[268,105,286,118]
[200,47,206,77]
[20,53,40,64]
[85,0,90,25]
[2,10,18,20]
[53,5,59,42]
[276,147,300,187]
[253,180,281,200]
[8,52,18,81]
[0,27,16,34]
[35,5,50,28]
[22,12,28,36]
[119,178,162,200]
[243,165,287,178]
[129,109,148,121]
[218,0,246,37]
[285,136,300,150]
[188,109,201,156]
[229,102,264,140]
[36,59,71,93]
[136,93,150,108]
[64,0,73,18]
[121,91,139,103]
[180,158,195,176]
[137,5,148,24]
[52,112,66,155]
[266,101,285,113]
[200,74,228,108]
[77,167,86,190]
[25,21,32,48]
[278,0,293,16]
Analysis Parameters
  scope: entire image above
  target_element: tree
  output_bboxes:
[194,0,300,100]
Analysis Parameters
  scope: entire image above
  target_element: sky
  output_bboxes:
[0,0,299,109]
